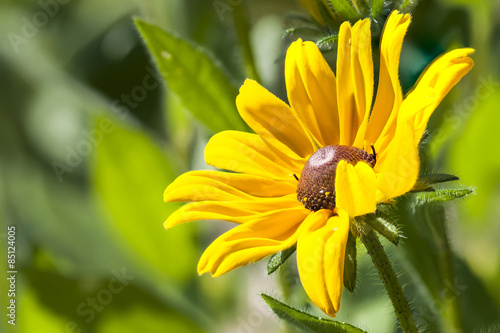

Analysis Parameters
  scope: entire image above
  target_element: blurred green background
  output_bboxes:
[1,0,499,332]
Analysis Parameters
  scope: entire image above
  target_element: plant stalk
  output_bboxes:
[359,224,419,333]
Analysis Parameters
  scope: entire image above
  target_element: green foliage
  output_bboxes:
[262,294,367,333]
[395,199,500,331]
[413,187,475,205]
[134,19,248,134]
[91,116,198,282]
[370,0,385,19]
[363,211,400,246]
[412,173,460,192]
[267,245,297,275]
[343,231,357,292]
[1,0,499,332]
[323,0,361,22]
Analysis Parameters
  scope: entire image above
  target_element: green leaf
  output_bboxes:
[420,173,459,184]
[267,245,296,275]
[315,34,339,51]
[343,231,357,292]
[395,199,500,331]
[414,188,475,205]
[364,211,400,246]
[262,294,367,333]
[134,19,248,133]
[412,173,459,192]
[323,0,360,22]
[91,116,198,282]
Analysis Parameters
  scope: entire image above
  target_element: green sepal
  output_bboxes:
[411,173,459,192]
[414,187,475,205]
[363,211,400,246]
[267,245,296,275]
[316,34,339,51]
[261,294,368,333]
[343,230,357,292]
[134,19,248,134]
[323,0,361,22]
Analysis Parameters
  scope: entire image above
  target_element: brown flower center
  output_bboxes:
[296,145,376,211]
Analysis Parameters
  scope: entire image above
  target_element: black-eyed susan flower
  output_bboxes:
[163,11,473,317]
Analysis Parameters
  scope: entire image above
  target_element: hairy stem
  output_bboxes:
[359,224,419,333]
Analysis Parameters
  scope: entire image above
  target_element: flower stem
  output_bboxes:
[359,224,419,333]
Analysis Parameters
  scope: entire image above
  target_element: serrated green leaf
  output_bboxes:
[343,231,357,292]
[134,19,248,133]
[262,294,367,333]
[267,245,296,275]
[414,188,474,205]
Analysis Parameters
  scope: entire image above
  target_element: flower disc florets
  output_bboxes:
[297,145,376,211]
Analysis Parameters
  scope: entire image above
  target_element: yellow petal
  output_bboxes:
[296,209,349,317]
[375,115,419,201]
[236,79,316,158]
[164,170,296,203]
[285,39,340,147]
[351,19,374,149]
[335,160,377,217]
[336,22,355,146]
[204,130,304,179]
[164,195,301,229]
[366,11,411,152]
[374,48,473,200]
[402,48,474,143]
[197,206,311,277]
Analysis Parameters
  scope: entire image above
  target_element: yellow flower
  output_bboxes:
[163,11,473,317]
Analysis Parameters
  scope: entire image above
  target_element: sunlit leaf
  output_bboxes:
[135,19,248,133]
[262,294,367,333]
[96,304,205,333]
[92,116,198,282]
